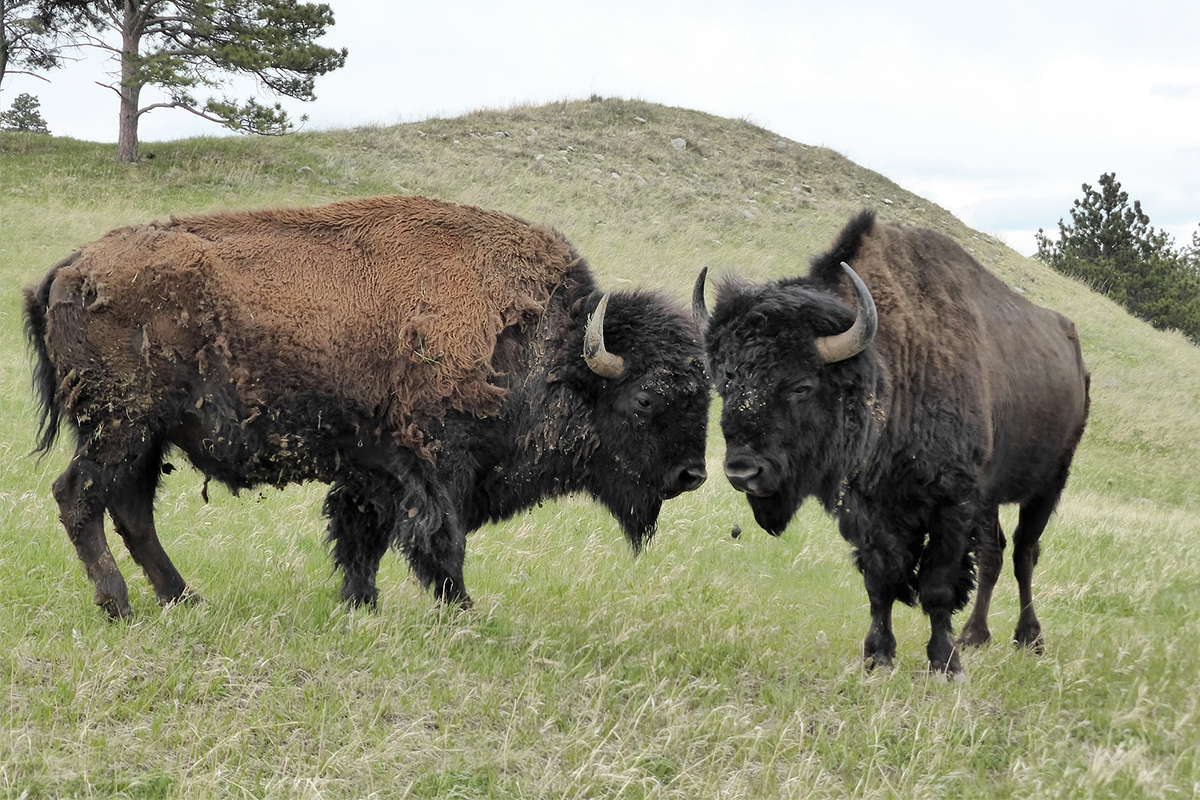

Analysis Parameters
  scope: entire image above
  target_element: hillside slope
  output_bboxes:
[5,97,1195,506]
[1,97,1198,799]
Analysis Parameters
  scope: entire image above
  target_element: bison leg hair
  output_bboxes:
[958,509,1005,648]
[107,447,191,607]
[401,516,471,609]
[325,480,393,608]
[1012,490,1062,654]
[862,592,897,672]
[52,457,132,619]
[325,468,472,609]
[394,474,471,608]
[918,503,979,676]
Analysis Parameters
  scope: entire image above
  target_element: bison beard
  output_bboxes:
[697,210,1090,678]
[24,196,710,619]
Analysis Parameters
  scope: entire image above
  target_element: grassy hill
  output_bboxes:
[2,97,1198,799]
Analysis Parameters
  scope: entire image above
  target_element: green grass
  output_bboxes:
[2,97,1199,798]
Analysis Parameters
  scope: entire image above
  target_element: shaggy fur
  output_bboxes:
[24,195,710,618]
[701,210,1090,676]
[43,195,573,454]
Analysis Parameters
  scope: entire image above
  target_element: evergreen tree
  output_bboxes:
[0,0,93,88]
[1036,173,1200,345]
[75,0,347,162]
[1183,228,1200,277]
[0,89,49,130]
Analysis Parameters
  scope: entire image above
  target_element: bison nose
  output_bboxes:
[663,461,707,499]
[724,450,769,495]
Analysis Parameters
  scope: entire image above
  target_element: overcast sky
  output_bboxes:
[6,0,1198,256]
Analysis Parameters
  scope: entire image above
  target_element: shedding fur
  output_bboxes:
[59,196,575,453]
[23,195,711,619]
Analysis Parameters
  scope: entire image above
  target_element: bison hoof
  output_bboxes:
[1013,627,1045,655]
[864,652,894,672]
[441,592,473,611]
[929,664,969,684]
[929,649,965,680]
[164,588,202,609]
[97,595,133,621]
[957,623,991,649]
[342,594,379,611]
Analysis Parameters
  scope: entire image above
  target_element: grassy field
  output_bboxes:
[2,97,1198,799]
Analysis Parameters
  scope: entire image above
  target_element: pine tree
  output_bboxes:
[74,1,347,162]
[1036,173,1200,345]
[0,0,94,88]
[0,89,49,131]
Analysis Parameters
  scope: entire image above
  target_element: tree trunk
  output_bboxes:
[116,80,140,162]
[0,0,10,89]
[115,2,143,163]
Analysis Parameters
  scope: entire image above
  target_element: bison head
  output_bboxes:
[695,264,878,535]
[561,290,711,550]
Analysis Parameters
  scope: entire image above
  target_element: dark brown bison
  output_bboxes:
[24,195,709,619]
[694,211,1090,677]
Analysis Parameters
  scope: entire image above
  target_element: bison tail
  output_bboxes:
[22,255,74,456]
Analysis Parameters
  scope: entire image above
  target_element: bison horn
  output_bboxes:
[692,267,711,331]
[815,262,877,363]
[583,293,627,379]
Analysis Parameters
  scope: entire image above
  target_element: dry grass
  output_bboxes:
[1,97,1198,799]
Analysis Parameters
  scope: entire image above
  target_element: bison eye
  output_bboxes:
[788,378,818,402]
[622,390,657,419]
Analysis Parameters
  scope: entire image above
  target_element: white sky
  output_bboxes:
[5,0,1198,256]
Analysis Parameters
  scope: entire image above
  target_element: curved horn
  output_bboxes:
[692,267,711,331]
[583,293,627,379]
[814,262,877,363]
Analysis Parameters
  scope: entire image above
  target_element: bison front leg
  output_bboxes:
[858,545,901,670]
[863,588,897,672]
[402,519,471,608]
[325,481,392,608]
[920,506,978,678]
[325,471,472,610]
[53,457,132,619]
[849,521,905,671]
[388,470,472,608]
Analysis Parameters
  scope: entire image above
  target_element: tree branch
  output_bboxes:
[138,99,226,126]
[95,79,121,98]
[6,69,53,83]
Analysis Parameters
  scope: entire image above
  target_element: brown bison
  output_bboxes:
[24,195,710,619]
[694,211,1090,677]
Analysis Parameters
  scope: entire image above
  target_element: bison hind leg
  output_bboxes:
[1012,489,1063,654]
[958,508,1005,648]
[53,456,132,619]
[106,440,192,607]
